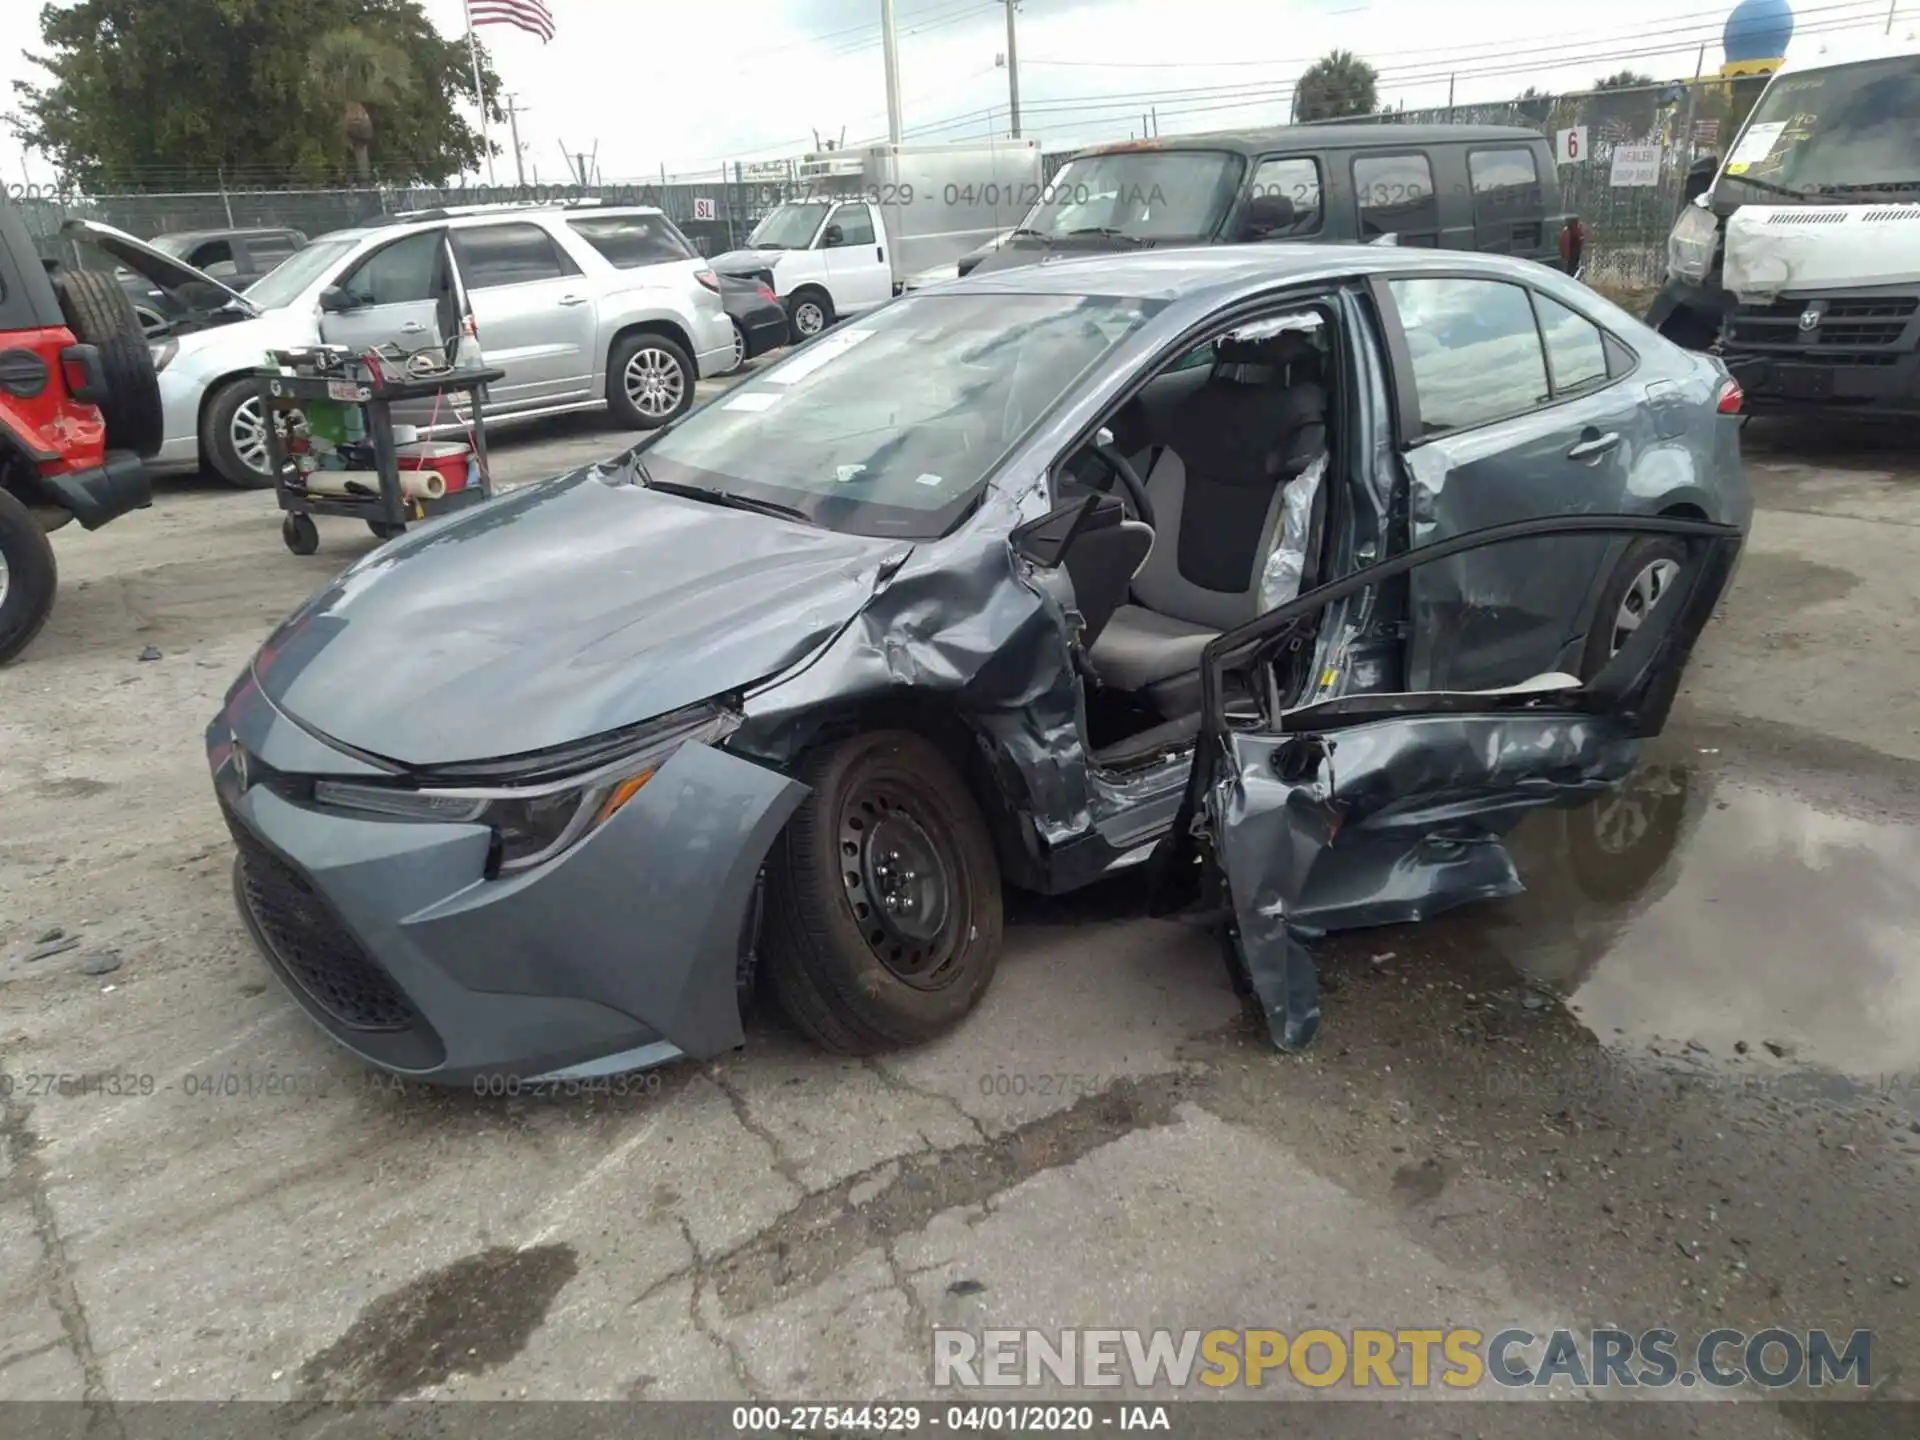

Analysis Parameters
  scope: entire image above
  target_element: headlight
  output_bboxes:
[1667,202,1719,285]
[150,340,178,372]
[313,703,740,873]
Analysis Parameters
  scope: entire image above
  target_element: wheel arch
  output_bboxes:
[768,688,1048,894]
[195,367,266,461]
[606,317,696,377]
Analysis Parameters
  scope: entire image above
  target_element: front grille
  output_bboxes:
[1727,294,1918,361]
[226,812,420,1033]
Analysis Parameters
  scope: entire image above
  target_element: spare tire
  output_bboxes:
[53,270,164,458]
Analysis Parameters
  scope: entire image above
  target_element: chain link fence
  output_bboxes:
[17,76,1769,292]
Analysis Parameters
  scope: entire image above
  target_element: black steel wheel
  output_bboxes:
[282,513,319,556]
[763,730,1003,1054]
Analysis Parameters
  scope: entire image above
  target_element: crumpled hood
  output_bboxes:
[251,466,905,769]
[964,234,1164,276]
[709,248,789,283]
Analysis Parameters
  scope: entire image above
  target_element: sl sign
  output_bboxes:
[1554,126,1590,164]
[692,196,716,220]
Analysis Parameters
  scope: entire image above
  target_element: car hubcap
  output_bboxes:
[232,397,272,476]
[1610,558,1680,657]
[623,348,685,419]
[731,324,746,371]
[794,302,824,335]
[0,547,10,611]
[838,782,963,990]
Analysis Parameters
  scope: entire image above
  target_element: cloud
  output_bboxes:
[2,0,1900,185]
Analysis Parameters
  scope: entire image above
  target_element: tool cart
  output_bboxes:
[254,347,507,555]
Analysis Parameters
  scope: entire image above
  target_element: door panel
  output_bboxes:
[1162,512,1743,1054]
[449,223,594,411]
[1384,274,1655,691]
[822,203,892,314]
[316,229,447,358]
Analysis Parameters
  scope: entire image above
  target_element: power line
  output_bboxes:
[872,8,1888,146]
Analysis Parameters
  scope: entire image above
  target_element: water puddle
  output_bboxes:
[1470,739,1920,1099]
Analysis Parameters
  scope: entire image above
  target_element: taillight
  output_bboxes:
[1559,217,1587,266]
[695,269,720,292]
[755,283,778,304]
[1716,378,1744,415]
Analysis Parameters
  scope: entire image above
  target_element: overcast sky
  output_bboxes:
[4,0,1911,185]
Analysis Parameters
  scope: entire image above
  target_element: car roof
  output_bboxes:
[354,202,667,234]
[1074,122,1549,159]
[152,227,301,242]
[942,243,1569,303]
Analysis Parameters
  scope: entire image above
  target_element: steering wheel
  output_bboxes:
[1087,442,1156,530]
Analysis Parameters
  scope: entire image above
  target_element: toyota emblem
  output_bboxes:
[1798,304,1824,332]
[230,738,250,791]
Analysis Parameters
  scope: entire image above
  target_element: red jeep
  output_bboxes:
[0,195,159,663]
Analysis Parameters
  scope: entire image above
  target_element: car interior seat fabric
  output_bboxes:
[1088,331,1329,707]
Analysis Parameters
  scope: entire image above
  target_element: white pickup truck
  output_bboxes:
[711,140,1041,339]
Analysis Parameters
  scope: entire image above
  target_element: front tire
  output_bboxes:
[0,488,58,664]
[202,379,278,489]
[607,331,695,430]
[763,731,1004,1054]
[787,288,832,340]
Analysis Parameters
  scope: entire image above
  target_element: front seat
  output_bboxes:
[1088,331,1328,717]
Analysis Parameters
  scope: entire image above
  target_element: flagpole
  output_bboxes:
[463,0,496,184]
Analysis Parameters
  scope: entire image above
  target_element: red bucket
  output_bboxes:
[396,441,473,493]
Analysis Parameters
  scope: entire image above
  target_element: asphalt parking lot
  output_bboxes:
[2,371,1918,1431]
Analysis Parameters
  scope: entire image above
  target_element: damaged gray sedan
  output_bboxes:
[207,245,1750,1083]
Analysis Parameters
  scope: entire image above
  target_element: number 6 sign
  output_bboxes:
[1555,127,1589,164]
[692,196,716,220]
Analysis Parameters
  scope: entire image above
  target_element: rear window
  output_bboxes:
[1468,148,1544,218]
[567,214,695,269]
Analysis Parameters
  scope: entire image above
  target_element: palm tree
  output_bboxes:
[1294,49,1379,123]
[308,31,415,183]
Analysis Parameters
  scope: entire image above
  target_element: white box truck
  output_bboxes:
[710,139,1042,339]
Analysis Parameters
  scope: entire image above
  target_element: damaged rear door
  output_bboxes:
[1168,512,1742,1052]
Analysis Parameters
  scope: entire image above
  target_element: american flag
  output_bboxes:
[469,0,555,42]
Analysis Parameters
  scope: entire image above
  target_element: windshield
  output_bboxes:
[747,202,829,250]
[1019,150,1245,242]
[150,235,196,259]
[243,236,357,308]
[642,291,1163,538]
[1720,55,1920,200]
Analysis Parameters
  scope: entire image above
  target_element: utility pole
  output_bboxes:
[1003,0,1022,138]
[1889,0,1898,33]
[881,0,904,143]
[506,95,527,188]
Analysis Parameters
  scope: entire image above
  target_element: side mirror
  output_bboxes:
[318,286,357,314]
[1241,192,1297,239]
[1683,157,1719,206]
[821,224,845,248]
[1011,495,1102,569]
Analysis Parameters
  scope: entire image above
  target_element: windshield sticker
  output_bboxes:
[1728,121,1788,170]
[721,391,782,412]
[835,464,867,483]
[914,472,945,487]
[764,329,875,386]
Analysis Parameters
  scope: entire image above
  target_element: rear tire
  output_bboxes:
[607,331,695,430]
[52,270,163,458]
[1580,535,1689,678]
[0,488,59,664]
[202,379,277,490]
[763,730,1003,1054]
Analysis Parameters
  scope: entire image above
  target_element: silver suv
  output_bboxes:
[67,203,735,488]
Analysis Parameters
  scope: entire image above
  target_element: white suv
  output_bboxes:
[66,204,734,488]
